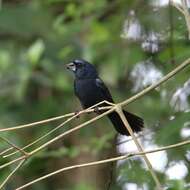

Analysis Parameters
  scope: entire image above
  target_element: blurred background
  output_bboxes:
[0,0,190,189]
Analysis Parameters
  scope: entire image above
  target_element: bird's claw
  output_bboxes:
[74,110,80,118]
[94,107,101,114]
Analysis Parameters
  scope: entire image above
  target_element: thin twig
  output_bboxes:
[115,105,163,190]
[0,155,26,170]
[0,147,12,156]
[0,101,113,132]
[119,57,190,107]
[3,102,114,158]
[15,139,190,190]
[3,114,83,158]
[28,108,115,156]
[182,0,190,39]
[0,159,25,189]
[0,108,115,170]
[0,103,113,157]
[170,0,185,14]
[116,132,148,146]
[0,136,28,156]
[171,0,190,40]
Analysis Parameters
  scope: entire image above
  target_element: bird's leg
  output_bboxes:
[74,110,80,118]
[93,106,102,114]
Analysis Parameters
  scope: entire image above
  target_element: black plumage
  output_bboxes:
[66,59,144,136]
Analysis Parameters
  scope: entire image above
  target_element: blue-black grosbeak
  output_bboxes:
[67,59,144,135]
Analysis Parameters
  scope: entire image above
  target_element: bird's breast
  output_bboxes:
[74,79,103,108]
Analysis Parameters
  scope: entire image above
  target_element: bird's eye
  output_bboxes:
[73,60,84,67]
[76,62,84,67]
[77,63,82,66]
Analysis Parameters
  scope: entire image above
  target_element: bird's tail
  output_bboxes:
[108,110,144,136]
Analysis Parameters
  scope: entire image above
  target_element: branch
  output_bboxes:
[120,57,190,107]
[0,155,26,170]
[171,0,190,40]
[28,108,115,156]
[15,139,190,190]
[115,105,162,190]
[0,102,113,132]
[0,147,12,156]
[0,159,25,189]
[0,108,115,170]
[0,102,113,157]
[3,113,88,158]
[0,136,28,157]
[181,0,190,40]
[170,0,185,14]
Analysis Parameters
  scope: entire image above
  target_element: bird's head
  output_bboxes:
[66,59,98,79]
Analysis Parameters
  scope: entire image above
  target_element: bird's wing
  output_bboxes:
[95,78,114,103]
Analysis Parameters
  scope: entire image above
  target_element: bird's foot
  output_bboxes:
[94,107,101,114]
[74,110,80,118]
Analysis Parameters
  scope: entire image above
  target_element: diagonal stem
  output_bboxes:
[1,101,114,158]
[120,57,190,107]
[0,136,28,157]
[0,159,26,189]
[115,105,163,190]
[0,108,115,171]
[182,0,190,40]
[28,108,115,156]
[0,101,113,132]
[15,139,190,190]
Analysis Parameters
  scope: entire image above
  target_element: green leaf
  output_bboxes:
[27,39,45,65]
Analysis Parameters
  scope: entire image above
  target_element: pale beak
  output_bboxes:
[66,62,76,72]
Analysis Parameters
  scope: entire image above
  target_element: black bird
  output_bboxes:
[66,59,144,136]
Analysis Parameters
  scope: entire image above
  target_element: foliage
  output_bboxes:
[0,0,190,190]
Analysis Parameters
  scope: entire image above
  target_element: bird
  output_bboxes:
[66,59,144,136]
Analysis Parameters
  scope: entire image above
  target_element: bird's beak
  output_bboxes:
[66,62,76,72]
